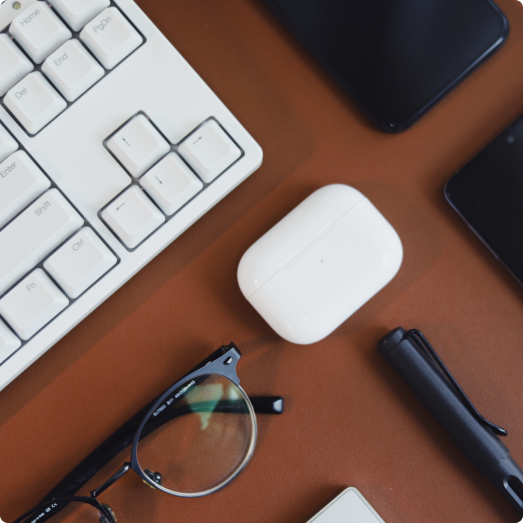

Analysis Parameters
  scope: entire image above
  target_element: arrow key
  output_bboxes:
[140,153,203,216]
[106,114,170,178]
[101,186,165,249]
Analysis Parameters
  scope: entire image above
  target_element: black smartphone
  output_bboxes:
[445,118,523,286]
[260,0,508,132]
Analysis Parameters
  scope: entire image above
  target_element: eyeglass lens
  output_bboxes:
[136,373,256,495]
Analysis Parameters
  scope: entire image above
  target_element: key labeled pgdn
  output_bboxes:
[80,7,143,69]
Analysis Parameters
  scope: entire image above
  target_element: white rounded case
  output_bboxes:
[237,184,403,344]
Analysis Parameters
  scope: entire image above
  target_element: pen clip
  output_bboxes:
[404,329,508,437]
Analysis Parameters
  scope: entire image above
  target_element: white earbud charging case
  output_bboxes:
[237,184,403,344]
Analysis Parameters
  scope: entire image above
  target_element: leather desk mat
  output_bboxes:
[3,1,523,522]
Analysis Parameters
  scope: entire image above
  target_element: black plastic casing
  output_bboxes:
[378,328,523,516]
[260,0,508,132]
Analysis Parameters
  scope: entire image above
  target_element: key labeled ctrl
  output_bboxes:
[44,227,117,298]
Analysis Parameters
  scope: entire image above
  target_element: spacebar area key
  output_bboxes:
[0,189,84,296]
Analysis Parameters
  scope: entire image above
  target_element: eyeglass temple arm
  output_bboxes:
[40,345,232,502]
[39,395,282,503]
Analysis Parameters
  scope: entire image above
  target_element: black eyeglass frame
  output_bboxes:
[14,343,283,523]
[130,343,256,496]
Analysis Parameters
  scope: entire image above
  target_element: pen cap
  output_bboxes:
[377,327,509,476]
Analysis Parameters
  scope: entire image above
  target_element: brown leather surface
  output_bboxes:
[3,0,523,521]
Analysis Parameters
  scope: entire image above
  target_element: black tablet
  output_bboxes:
[261,0,508,132]
[446,117,523,286]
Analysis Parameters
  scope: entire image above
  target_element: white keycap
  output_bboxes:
[0,34,34,97]
[0,124,18,164]
[51,0,110,32]
[107,114,170,178]
[0,151,51,228]
[0,269,69,340]
[4,72,67,134]
[0,318,21,364]
[0,189,84,295]
[44,227,117,298]
[10,1,72,64]
[80,7,143,69]
[178,120,242,183]
[140,153,203,216]
[102,186,164,249]
[42,39,104,102]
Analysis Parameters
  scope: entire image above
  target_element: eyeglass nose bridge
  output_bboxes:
[91,462,132,498]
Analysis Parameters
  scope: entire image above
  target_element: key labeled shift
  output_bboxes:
[0,188,84,296]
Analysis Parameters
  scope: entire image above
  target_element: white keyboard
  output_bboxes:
[0,0,263,391]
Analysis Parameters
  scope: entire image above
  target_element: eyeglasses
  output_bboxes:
[13,343,283,523]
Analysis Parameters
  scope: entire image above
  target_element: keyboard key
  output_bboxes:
[178,120,242,183]
[140,153,203,216]
[0,189,84,296]
[107,114,170,178]
[44,227,117,298]
[101,186,164,249]
[4,72,67,134]
[0,124,18,164]
[0,151,51,228]
[9,1,72,64]
[0,34,34,97]
[80,7,143,69]
[50,0,110,32]
[0,318,21,364]
[42,39,104,102]
[0,269,69,340]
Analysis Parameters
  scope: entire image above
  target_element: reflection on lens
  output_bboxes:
[136,374,256,496]
[20,500,110,523]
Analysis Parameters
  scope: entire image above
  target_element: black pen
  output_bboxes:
[377,327,523,517]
